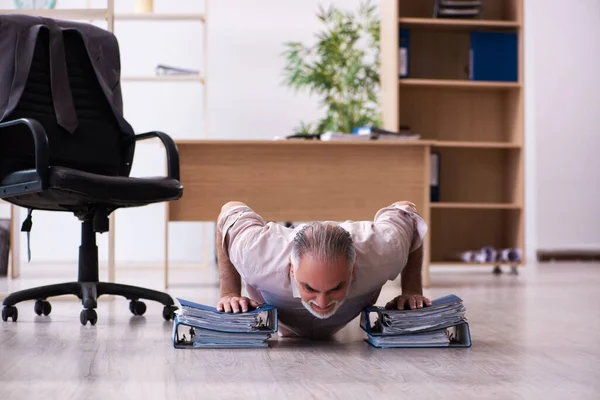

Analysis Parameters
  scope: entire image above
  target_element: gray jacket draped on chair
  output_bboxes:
[0,14,132,136]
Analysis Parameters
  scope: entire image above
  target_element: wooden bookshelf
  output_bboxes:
[380,0,524,285]
[432,141,521,149]
[398,17,520,30]
[399,78,521,90]
[396,0,520,21]
[0,9,207,22]
[430,203,522,210]
[121,75,205,83]
[0,8,108,19]
[430,262,525,267]
[0,200,20,281]
[115,13,205,22]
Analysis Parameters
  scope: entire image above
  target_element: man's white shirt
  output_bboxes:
[218,204,428,338]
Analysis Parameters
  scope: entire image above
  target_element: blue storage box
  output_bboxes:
[470,31,518,82]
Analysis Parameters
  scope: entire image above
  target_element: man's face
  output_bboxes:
[291,253,353,319]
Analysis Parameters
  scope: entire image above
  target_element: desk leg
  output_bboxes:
[108,213,116,283]
[423,146,432,288]
[202,223,212,268]
[9,205,21,279]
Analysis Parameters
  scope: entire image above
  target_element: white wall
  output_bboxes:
[533,0,600,251]
[523,0,537,261]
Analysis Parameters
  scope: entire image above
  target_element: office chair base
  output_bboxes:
[80,308,98,326]
[2,306,18,322]
[2,281,177,325]
[34,300,52,316]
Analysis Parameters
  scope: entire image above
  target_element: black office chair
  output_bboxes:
[0,26,183,325]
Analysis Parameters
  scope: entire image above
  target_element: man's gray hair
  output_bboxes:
[290,222,356,271]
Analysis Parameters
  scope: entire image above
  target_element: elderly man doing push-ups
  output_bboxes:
[215,201,430,338]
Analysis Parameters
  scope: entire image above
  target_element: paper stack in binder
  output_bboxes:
[360,294,471,348]
[172,298,278,349]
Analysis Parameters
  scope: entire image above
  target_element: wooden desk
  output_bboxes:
[165,140,433,287]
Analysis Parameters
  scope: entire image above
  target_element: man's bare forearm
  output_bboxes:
[401,245,424,295]
[216,214,241,298]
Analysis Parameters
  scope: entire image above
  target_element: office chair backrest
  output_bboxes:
[0,28,132,182]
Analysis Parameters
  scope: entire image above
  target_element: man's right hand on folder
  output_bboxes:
[217,295,259,313]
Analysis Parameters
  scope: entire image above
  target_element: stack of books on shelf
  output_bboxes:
[172,298,278,349]
[360,294,471,348]
[433,0,483,19]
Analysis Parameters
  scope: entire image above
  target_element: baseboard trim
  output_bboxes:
[537,250,600,262]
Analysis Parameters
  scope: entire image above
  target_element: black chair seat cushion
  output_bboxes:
[1,166,182,212]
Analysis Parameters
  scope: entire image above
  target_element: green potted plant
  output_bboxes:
[281,1,381,135]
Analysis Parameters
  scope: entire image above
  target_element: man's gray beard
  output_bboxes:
[300,281,352,319]
[294,274,352,319]
[301,298,344,319]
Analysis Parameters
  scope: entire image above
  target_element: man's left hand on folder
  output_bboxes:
[217,295,259,313]
[385,294,431,310]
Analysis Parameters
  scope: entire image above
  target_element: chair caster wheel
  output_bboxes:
[129,300,147,316]
[162,305,178,321]
[2,306,18,322]
[34,300,52,316]
[80,309,98,326]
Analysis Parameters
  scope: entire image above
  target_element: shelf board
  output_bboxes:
[114,13,205,22]
[430,262,524,267]
[0,10,206,22]
[121,75,205,83]
[432,141,522,149]
[400,79,521,90]
[398,17,520,30]
[430,203,522,210]
[0,8,107,20]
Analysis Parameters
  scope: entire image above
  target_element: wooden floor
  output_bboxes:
[1,262,599,400]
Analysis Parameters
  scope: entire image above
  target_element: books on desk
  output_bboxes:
[360,294,471,348]
[320,126,420,142]
[172,298,278,349]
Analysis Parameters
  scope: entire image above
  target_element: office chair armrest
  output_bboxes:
[128,131,180,181]
[0,118,50,189]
